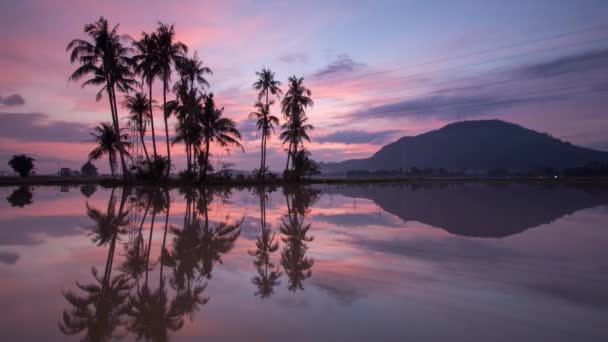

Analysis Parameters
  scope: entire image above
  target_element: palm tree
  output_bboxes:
[281,76,313,173]
[88,122,131,179]
[133,32,162,158]
[249,101,279,178]
[280,114,314,173]
[252,68,282,178]
[168,83,205,175]
[155,23,188,177]
[199,94,244,180]
[175,52,212,92]
[67,17,137,178]
[123,92,154,165]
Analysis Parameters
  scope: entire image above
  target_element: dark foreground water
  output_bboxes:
[0,182,607,341]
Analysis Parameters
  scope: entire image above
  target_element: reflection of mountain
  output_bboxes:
[329,182,608,238]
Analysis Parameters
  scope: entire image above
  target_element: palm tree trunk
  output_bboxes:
[201,137,210,181]
[284,140,293,174]
[140,131,151,165]
[148,79,158,158]
[260,134,265,177]
[109,153,115,179]
[163,78,171,178]
[109,84,129,179]
[291,140,298,172]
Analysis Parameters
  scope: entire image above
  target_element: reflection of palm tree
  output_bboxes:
[127,280,183,342]
[280,187,319,292]
[249,187,281,298]
[120,198,150,282]
[60,188,132,341]
[59,267,132,341]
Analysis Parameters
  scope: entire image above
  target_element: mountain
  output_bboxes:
[321,120,608,172]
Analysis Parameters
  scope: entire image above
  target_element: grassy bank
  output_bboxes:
[2,175,608,188]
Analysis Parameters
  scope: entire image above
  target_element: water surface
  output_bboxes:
[0,182,607,341]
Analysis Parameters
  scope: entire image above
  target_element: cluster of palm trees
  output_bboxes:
[59,185,318,339]
[69,17,318,182]
[69,17,242,181]
[250,70,316,180]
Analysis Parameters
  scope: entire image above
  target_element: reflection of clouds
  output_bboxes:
[0,215,87,246]
[314,212,403,228]
[0,251,18,264]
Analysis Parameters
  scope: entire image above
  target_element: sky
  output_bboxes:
[1,0,608,174]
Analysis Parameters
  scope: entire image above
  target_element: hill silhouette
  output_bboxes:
[321,120,608,172]
[325,182,608,238]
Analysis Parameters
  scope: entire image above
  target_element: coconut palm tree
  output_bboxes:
[168,83,205,175]
[252,68,282,178]
[155,23,188,177]
[123,92,154,165]
[132,32,162,159]
[88,122,131,179]
[199,94,244,180]
[280,114,314,174]
[174,52,212,92]
[281,76,313,173]
[67,17,137,178]
[249,101,279,178]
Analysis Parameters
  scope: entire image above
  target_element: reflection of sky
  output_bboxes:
[0,185,607,341]
[2,1,608,173]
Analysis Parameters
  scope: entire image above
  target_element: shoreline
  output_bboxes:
[3,175,608,187]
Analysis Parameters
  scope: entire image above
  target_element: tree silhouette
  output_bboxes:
[123,92,154,165]
[88,122,131,179]
[155,23,188,178]
[81,161,98,177]
[67,17,137,178]
[252,68,282,178]
[6,186,34,207]
[175,52,212,93]
[8,154,35,177]
[132,31,162,159]
[249,101,279,178]
[281,76,313,175]
[199,94,243,180]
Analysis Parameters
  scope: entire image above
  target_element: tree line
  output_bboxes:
[62,16,318,183]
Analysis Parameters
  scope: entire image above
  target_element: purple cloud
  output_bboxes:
[314,54,366,78]
[0,94,25,106]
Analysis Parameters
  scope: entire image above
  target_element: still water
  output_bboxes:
[0,182,606,341]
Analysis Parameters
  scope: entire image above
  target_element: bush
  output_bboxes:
[81,161,98,177]
[8,154,35,178]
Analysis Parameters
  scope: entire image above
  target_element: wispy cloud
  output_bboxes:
[278,52,308,64]
[520,48,608,78]
[314,54,366,78]
[0,112,91,143]
[316,129,401,144]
